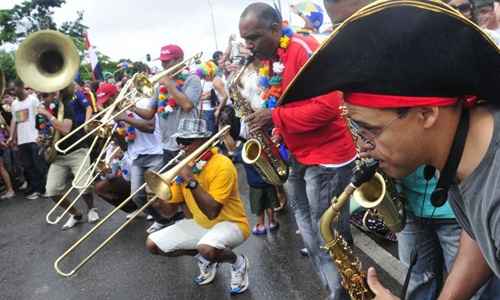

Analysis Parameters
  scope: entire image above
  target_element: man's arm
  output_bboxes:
[160,75,201,112]
[118,114,155,133]
[178,165,222,220]
[438,231,492,300]
[213,77,228,120]
[132,106,156,120]
[7,118,16,145]
[37,107,72,135]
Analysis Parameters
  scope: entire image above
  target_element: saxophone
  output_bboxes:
[228,59,289,185]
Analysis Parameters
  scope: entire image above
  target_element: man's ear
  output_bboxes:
[270,22,281,34]
[416,106,439,129]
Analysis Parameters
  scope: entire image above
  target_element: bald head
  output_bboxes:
[240,2,282,29]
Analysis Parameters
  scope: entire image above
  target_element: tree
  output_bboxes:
[0,50,16,82]
[0,0,66,44]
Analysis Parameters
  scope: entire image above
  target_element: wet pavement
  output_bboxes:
[0,165,402,300]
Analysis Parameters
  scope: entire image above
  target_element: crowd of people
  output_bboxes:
[1,0,500,299]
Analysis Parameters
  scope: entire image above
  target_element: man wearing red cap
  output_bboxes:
[281,1,500,299]
[240,3,357,300]
[96,83,118,111]
[129,44,202,233]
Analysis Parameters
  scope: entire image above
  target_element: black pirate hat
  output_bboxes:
[280,0,500,107]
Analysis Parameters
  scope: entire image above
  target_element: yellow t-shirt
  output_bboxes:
[168,152,250,239]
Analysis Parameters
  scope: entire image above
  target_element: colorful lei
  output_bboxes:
[157,72,188,119]
[175,147,217,184]
[257,25,293,110]
[195,61,218,80]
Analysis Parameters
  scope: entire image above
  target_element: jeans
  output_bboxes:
[18,142,47,193]
[286,157,354,300]
[131,154,169,224]
[201,110,216,134]
[397,214,500,300]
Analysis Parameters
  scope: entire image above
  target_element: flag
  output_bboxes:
[84,32,104,81]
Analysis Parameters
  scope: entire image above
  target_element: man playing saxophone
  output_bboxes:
[239,3,357,299]
[146,118,250,295]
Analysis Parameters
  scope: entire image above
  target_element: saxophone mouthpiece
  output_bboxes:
[351,159,379,188]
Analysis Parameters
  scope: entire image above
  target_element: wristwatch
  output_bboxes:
[186,179,198,190]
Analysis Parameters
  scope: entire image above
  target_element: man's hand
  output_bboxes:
[159,76,176,92]
[367,267,400,300]
[178,164,194,182]
[37,106,51,118]
[246,108,273,132]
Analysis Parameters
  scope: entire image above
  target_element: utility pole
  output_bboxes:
[207,0,219,50]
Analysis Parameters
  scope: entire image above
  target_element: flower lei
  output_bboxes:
[36,101,59,136]
[175,147,216,184]
[115,112,136,143]
[257,25,293,109]
[157,72,188,119]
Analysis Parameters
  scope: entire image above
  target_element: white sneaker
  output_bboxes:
[146,221,165,234]
[230,255,249,294]
[62,214,83,230]
[126,210,146,219]
[19,181,28,191]
[87,208,100,223]
[194,259,218,286]
[146,214,154,221]
[26,192,40,200]
[1,191,15,199]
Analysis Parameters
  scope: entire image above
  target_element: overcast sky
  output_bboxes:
[1,0,324,63]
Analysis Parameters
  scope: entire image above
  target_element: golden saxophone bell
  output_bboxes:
[352,172,405,233]
[15,30,80,93]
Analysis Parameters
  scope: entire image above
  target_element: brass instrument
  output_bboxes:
[15,30,80,93]
[46,145,120,225]
[54,151,184,277]
[320,159,378,300]
[227,59,289,185]
[145,125,231,200]
[54,52,203,155]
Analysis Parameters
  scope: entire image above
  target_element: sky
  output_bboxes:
[0,0,325,63]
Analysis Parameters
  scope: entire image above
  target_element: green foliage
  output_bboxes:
[0,50,16,82]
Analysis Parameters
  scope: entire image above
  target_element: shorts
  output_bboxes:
[249,185,278,214]
[148,219,245,253]
[45,148,92,197]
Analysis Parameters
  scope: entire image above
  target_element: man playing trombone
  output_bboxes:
[146,118,250,295]
[38,85,100,230]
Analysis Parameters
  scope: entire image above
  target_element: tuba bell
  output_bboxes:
[15,30,80,93]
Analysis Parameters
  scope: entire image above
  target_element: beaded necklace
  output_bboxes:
[157,72,188,119]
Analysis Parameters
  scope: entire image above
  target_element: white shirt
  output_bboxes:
[127,98,163,160]
[486,28,500,46]
[201,80,215,111]
[11,94,39,145]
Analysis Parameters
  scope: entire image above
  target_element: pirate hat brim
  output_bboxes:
[279,0,500,105]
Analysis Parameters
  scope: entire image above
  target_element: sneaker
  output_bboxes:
[230,255,249,295]
[251,224,267,236]
[146,222,166,234]
[19,181,28,191]
[26,192,40,200]
[62,214,83,230]
[299,248,309,257]
[194,260,218,286]
[0,191,15,199]
[269,222,280,232]
[126,210,146,219]
[87,208,100,223]
[146,214,154,221]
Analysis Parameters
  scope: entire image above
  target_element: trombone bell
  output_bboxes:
[144,171,173,201]
[352,172,404,233]
[15,30,80,93]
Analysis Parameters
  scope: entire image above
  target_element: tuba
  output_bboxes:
[227,58,289,185]
[15,30,80,93]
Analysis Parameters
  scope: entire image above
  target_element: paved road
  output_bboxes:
[0,165,402,300]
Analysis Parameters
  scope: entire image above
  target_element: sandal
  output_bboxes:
[252,224,267,236]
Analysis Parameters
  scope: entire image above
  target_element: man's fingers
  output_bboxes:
[367,267,385,295]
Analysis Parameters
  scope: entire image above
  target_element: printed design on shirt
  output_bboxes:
[15,109,29,123]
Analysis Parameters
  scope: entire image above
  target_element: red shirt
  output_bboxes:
[272,34,357,165]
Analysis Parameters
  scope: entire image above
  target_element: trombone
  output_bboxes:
[54,150,184,277]
[46,145,120,225]
[54,52,203,155]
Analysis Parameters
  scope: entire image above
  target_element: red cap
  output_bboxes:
[96,83,118,106]
[159,44,183,62]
